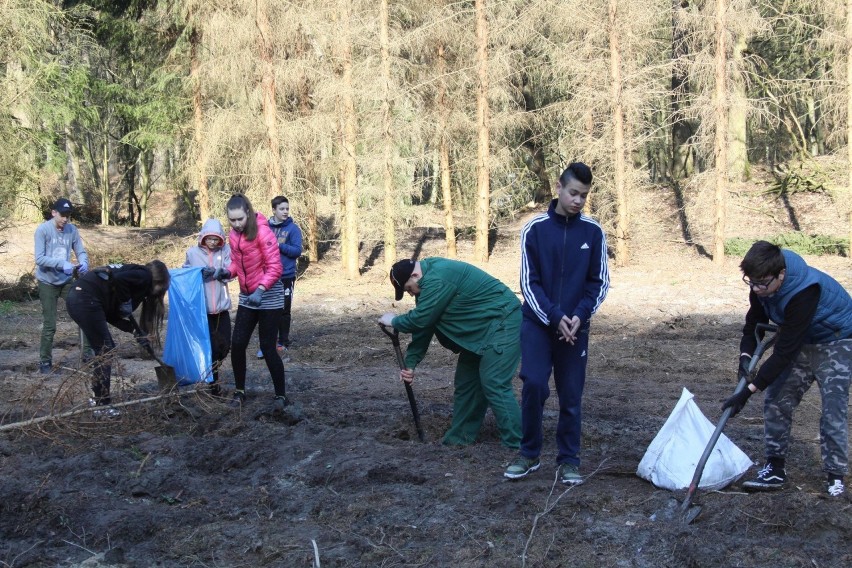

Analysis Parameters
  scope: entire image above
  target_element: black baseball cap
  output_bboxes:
[390,259,416,301]
[52,198,74,215]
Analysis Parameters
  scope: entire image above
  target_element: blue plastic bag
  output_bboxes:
[163,267,212,385]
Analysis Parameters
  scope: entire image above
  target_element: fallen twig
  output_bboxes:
[311,539,320,568]
[521,459,609,568]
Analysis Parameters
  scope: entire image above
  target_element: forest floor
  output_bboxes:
[0,183,851,567]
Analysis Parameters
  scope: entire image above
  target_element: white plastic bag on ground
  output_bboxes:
[637,387,753,491]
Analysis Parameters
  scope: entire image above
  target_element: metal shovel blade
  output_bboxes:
[678,322,778,524]
[155,364,177,392]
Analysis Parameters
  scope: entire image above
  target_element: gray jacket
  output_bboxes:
[34,219,89,286]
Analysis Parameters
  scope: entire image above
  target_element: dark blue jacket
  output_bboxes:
[760,250,852,343]
[520,199,609,330]
[268,217,303,279]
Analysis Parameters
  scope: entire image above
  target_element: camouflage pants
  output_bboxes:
[763,339,851,477]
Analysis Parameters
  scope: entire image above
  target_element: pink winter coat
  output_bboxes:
[228,212,282,294]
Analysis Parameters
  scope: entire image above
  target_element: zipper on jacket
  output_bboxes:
[559,222,568,312]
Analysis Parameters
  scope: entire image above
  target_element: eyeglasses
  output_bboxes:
[742,274,777,290]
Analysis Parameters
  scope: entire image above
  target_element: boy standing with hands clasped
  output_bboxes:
[504,163,610,485]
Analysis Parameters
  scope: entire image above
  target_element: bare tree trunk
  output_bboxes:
[473,0,490,262]
[257,0,282,201]
[296,28,319,262]
[609,0,629,267]
[101,135,110,226]
[518,73,550,204]
[190,24,209,220]
[380,0,396,268]
[138,151,151,227]
[847,0,852,251]
[339,0,359,278]
[670,0,693,180]
[713,0,729,265]
[806,95,819,157]
[437,42,457,258]
[728,33,748,181]
[64,125,84,203]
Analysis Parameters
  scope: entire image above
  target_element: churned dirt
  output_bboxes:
[1,184,851,567]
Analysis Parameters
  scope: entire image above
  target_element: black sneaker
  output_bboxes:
[826,475,845,497]
[743,462,786,491]
[272,396,289,415]
[229,390,246,408]
[39,362,52,375]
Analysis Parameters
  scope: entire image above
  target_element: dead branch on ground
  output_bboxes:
[521,458,610,568]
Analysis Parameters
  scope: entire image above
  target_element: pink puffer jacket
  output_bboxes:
[228,212,282,294]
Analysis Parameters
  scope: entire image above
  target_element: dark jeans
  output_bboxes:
[231,306,285,397]
[65,288,115,405]
[278,277,295,347]
[208,311,231,384]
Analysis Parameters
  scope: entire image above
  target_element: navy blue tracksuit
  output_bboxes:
[518,200,609,466]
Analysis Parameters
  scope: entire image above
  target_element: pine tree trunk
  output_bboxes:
[437,42,457,258]
[190,25,209,220]
[101,136,110,226]
[474,0,490,262]
[339,0,359,278]
[847,0,852,252]
[380,0,396,269]
[296,30,319,263]
[139,152,151,228]
[713,0,729,265]
[670,0,693,180]
[256,0,282,201]
[64,125,84,203]
[729,33,748,181]
[609,0,629,267]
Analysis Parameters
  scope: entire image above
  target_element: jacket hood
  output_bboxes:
[269,216,292,228]
[198,218,227,247]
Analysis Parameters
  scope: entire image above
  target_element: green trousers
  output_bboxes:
[39,280,91,365]
[442,310,522,449]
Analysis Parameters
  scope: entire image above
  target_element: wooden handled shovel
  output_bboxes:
[380,324,426,442]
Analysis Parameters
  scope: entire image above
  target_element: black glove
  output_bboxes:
[722,387,753,417]
[214,268,231,281]
[246,287,264,307]
[118,300,133,319]
[201,267,215,281]
[737,354,752,381]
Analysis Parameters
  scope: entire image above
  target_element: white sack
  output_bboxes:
[637,387,754,491]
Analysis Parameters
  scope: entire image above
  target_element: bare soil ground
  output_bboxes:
[1,184,851,567]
